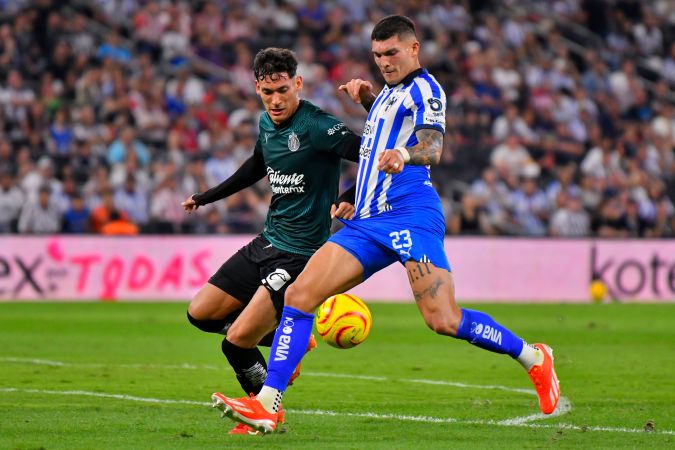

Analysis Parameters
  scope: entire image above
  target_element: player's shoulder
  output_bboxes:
[408,69,446,98]
[301,100,345,131]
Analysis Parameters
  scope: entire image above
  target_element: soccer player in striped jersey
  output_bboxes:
[213,16,560,434]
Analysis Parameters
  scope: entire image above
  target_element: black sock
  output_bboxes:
[221,338,268,395]
[258,329,276,347]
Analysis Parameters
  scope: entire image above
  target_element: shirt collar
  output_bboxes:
[386,67,426,89]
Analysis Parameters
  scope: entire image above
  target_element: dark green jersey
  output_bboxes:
[257,100,360,256]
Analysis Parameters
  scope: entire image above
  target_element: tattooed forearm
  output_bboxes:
[412,277,444,302]
[405,129,443,166]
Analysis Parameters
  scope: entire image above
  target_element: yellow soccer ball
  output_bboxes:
[589,280,608,303]
[315,294,372,349]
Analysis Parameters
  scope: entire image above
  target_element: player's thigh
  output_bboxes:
[405,260,462,336]
[188,283,244,320]
[226,286,278,348]
[285,242,365,312]
[188,244,262,320]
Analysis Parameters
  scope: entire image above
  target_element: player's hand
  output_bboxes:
[181,195,199,214]
[331,201,355,220]
[338,79,374,104]
[378,149,405,174]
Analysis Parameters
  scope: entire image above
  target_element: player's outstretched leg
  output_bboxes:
[213,243,364,433]
[408,260,560,414]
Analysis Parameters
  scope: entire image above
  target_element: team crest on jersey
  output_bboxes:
[383,94,399,112]
[288,132,300,152]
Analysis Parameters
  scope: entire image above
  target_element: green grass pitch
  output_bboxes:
[1,302,673,449]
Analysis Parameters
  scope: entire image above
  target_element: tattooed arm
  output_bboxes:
[377,128,444,173]
[403,128,443,165]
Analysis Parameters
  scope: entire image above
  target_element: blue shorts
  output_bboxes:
[329,205,451,280]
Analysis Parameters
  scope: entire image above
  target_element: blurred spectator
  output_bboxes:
[490,134,538,179]
[114,174,149,228]
[0,169,24,233]
[62,192,90,233]
[101,210,139,235]
[18,184,61,234]
[91,188,125,233]
[96,29,131,64]
[449,194,495,235]
[107,127,151,167]
[150,176,188,233]
[549,191,591,237]
[223,190,266,234]
[509,176,549,236]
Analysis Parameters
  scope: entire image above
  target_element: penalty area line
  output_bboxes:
[0,387,671,436]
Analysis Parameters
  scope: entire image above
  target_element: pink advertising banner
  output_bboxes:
[0,236,673,302]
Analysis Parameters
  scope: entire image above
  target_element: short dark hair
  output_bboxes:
[253,48,298,81]
[371,15,417,41]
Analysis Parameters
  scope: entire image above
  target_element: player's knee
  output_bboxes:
[224,324,255,348]
[284,282,314,312]
[424,314,460,337]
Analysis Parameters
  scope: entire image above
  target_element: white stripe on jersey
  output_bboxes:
[354,69,446,219]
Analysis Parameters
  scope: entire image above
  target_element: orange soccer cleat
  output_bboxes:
[528,343,560,414]
[288,333,317,386]
[212,392,284,434]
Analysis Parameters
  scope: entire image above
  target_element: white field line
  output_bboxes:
[1,387,672,436]
[3,356,569,424]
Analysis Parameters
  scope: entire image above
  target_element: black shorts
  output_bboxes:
[208,235,311,321]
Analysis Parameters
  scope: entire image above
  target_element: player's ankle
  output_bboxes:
[516,342,544,371]
[257,385,283,413]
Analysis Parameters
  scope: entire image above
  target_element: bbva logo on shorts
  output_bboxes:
[264,268,291,291]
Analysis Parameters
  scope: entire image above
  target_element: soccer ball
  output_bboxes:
[315,294,372,349]
[589,279,608,303]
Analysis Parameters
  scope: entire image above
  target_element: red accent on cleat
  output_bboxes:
[528,343,560,414]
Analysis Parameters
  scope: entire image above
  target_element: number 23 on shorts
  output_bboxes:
[389,229,412,250]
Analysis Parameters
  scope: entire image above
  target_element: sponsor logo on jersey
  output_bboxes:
[359,146,372,160]
[263,268,291,291]
[427,98,443,112]
[267,167,305,194]
[326,122,346,135]
[363,121,375,137]
[288,131,300,151]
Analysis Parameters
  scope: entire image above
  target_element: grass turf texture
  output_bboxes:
[0,302,673,449]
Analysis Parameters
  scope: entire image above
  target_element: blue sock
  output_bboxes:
[456,308,524,358]
[265,306,314,391]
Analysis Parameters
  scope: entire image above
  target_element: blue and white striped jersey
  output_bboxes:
[354,68,446,219]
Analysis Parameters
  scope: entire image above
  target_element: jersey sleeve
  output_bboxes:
[409,78,446,133]
[192,140,265,206]
[308,110,361,163]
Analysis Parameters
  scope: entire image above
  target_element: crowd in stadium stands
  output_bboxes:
[0,0,673,237]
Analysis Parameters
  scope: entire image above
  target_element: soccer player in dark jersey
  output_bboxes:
[181,47,360,435]
[214,16,560,434]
